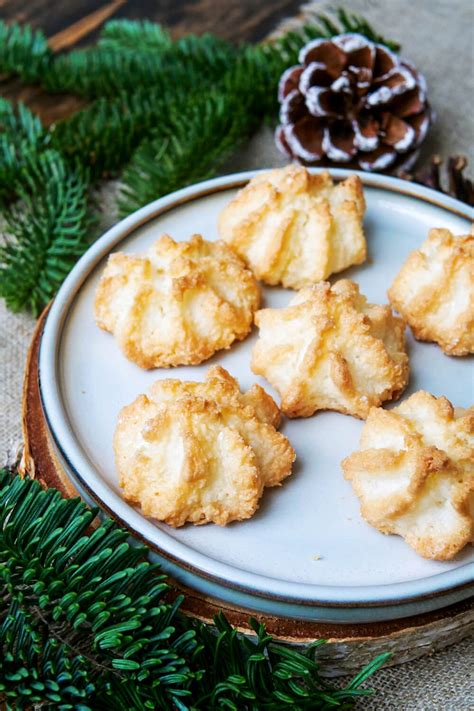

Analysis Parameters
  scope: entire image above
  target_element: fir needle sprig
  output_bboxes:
[0,21,51,81]
[0,151,93,314]
[97,18,173,52]
[0,98,49,203]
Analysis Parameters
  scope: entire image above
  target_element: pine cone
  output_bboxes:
[276,33,432,172]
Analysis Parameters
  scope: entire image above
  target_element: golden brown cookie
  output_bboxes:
[251,279,409,419]
[114,366,295,526]
[388,227,474,356]
[342,391,474,560]
[218,165,366,289]
[94,234,260,368]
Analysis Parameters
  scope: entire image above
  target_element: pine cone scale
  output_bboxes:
[279,88,306,124]
[278,65,304,102]
[389,88,425,118]
[353,113,380,151]
[299,39,346,75]
[323,121,356,162]
[306,85,346,118]
[359,145,397,171]
[300,62,333,93]
[382,113,416,152]
[408,111,430,145]
[373,45,398,78]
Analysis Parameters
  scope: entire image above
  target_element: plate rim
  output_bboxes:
[39,168,474,609]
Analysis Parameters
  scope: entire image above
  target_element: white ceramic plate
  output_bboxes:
[39,170,474,623]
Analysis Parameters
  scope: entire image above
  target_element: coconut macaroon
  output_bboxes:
[94,234,260,368]
[218,165,367,290]
[114,366,295,527]
[388,227,474,356]
[251,279,409,419]
[342,392,474,561]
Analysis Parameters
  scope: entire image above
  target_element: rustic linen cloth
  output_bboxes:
[1,1,473,707]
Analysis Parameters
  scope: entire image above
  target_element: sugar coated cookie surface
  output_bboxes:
[342,391,474,560]
[388,226,474,356]
[94,234,260,368]
[218,165,366,289]
[252,279,408,419]
[114,366,295,526]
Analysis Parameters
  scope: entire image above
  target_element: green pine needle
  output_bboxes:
[43,34,238,98]
[0,467,390,709]
[97,19,173,52]
[0,98,49,203]
[0,150,93,314]
[118,79,262,216]
[117,96,243,216]
[51,88,172,179]
[0,20,51,82]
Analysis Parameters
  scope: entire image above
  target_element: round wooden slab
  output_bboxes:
[22,307,473,676]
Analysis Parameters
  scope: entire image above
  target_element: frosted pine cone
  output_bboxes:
[276,33,432,172]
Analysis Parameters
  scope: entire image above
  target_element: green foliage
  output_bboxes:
[302,8,400,52]
[50,41,284,186]
[0,151,93,314]
[97,19,173,52]
[0,467,195,709]
[0,467,390,709]
[118,90,249,216]
[0,21,51,82]
[191,615,390,709]
[0,98,49,203]
[0,10,399,314]
[51,87,172,179]
[118,47,279,215]
[1,602,96,707]
[43,34,238,98]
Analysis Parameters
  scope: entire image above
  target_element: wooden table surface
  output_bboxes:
[0,0,303,124]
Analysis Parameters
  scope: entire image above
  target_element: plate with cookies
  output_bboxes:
[39,166,473,623]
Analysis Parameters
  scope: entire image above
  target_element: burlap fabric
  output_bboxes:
[1,1,473,707]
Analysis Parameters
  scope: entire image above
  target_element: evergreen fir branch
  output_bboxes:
[50,44,274,182]
[1,602,96,707]
[117,89,258,216]
[50,43,274,182]
[116,43,297,215]
[191,615,391,709]
[43,34,238,98]
[51,88,171,179]
[0,466,390,709]
[0,150,93,314]
[0,98,49,203]
[0,20,51,82]
[0,468,196,709]
[0,97,43,141]
[97,19,173,52]
[51,78,234,181]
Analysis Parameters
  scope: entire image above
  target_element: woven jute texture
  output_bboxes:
[1,1,473,707]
